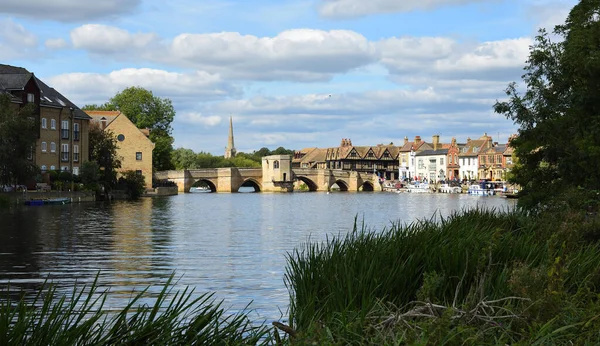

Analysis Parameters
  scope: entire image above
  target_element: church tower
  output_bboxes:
[224,116,236,159]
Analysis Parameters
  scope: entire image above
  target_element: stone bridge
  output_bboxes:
[154,167,383,193]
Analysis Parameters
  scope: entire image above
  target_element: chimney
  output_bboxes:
[348,139,352,146]
[101,117,107,130]
[467,137,471,143]
[414,136,421,145]
[451,137,456,146]
[404,136,408,145]
[432,135,440,151]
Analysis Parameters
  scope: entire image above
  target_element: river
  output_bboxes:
[0,191,515,323]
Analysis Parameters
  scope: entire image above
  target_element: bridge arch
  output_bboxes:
[360,181,374,192]
[331,180,349,192]
[295,176,318,192]
[191,179,217,192]
[238,178,261,193]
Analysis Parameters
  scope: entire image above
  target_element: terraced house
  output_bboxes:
[0,64,90,179]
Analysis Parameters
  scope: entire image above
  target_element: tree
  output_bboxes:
[117,170,146,200]
[0,94,38,187]
[494,0,600,210]
[89,124,121,199]
[171,148,198,170]
[110,87,175,171]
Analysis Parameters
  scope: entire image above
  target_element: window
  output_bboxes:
[27,93,34,103]
[27,146,33,160]
[274,160,280,169]
[136,170,142,176]
[61,144,69,162]
[73,145,79,162]
[440,158,444,165]
[61,120,69,139]
[73,123,80,141]
[136,152,142,160]
[41,165,47,172]
[61,166,69,171]
[506,157,513,165]
[418,159,424,169]
[50,119,56,129]
[50,165,55,170]
[50,142,56,153]
[117,134,125,142]
[73,167,79,176]
[41,142,47,152]
[41,118,47,129]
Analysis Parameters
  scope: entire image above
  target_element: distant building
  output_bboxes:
[224,116,236,159]
[86,110,154,188]
[0,64,91,178]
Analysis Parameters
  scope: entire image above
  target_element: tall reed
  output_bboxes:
[0,275,272,345]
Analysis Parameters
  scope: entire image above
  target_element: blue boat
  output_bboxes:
[25,197,71,206]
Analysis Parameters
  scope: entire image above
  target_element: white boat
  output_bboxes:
[406,183,432,193]
[438,184,462,194]
[467,184,494,196]
[190,186,210,193]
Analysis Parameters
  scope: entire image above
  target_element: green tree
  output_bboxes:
[494,0,600,210]
[79,161,101,193]
[89,124,121,199]
[171,147,198,170]
[117,170,146,200]
[109,87,175,171]
[0,94,38,187]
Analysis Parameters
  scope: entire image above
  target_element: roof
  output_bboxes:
[0,73,33,90]
[416,149,449,156]
[34,77,91,120]
[86,110,121,127]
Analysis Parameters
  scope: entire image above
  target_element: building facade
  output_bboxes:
[0,64,91,179]
[86,111,154,188]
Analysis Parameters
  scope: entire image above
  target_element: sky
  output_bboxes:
[0,0,578,155]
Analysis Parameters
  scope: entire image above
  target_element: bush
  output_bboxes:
[117,171,146,200]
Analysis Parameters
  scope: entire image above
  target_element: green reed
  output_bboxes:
[0,275,272,345]
[284,207,600,344]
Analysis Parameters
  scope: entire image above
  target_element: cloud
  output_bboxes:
[178,113,222,127]
[0,19,38,59]
[0,0,141,22]
[45,68,241,106]
[379,36,532,81]
[317,0,495,19]
[68,25,378,81]
[45,38,69,49]
[71,24,159,55]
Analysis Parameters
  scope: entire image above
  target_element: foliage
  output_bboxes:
[117,170,146,200]
[284,207,600,344]
[171,146,295,169]
[0,275,272,345]
[0,195,9,210]
[494,0,600,211]
[79,161,101,193]
[89,124,121,198]
[0,94,38,186]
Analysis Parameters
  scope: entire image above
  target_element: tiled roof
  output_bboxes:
[416,149,449,156]
[0,73,33,90]
[35,78,91,120]
[0,64,29,74]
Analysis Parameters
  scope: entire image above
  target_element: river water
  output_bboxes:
[0,191,515,323]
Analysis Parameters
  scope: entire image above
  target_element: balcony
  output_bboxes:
[61,152,70,162]
[73,131,80,141]
[61,129,69,139]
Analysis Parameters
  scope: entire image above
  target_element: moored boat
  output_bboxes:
[25,197,71,206]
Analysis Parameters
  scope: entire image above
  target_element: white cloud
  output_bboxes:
[71,24,159,54]
[68,25,378,81]
[318,0,495,18]
[179,113,222,127]
[0,19,38,59]
[0,0,141,22]
[379,36,532,80]
[45,68,241,106]
[45,38,69,49]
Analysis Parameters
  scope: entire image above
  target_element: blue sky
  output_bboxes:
[1,0,577,154]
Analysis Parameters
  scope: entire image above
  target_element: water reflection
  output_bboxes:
[0,193,515,320]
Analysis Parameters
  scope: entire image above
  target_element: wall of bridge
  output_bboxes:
[154,167,382,193]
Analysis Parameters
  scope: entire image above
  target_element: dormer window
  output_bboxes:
[27,93,34,103]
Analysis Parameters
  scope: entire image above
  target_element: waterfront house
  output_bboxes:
[86,110,154,188]
[292,147,327,169]
[414,135,448,182]
[458,133,494,181]
[324,139,399,180]
[0,64,91,180]
[398,136,433,181]
[446,137,462,180]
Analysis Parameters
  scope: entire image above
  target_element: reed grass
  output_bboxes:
[0,275,272,345]
[285,207,600,344]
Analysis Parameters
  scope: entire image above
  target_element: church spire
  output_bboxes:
[225,116,236,159]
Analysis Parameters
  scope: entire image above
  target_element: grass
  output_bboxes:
[0,275,273,345]
[284,207,600,344]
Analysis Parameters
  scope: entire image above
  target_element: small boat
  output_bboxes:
[25,197,71,206]
[406,183,432,193]
[438,184,462,194]
[467,184,494,196]
[190,186,210,193]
